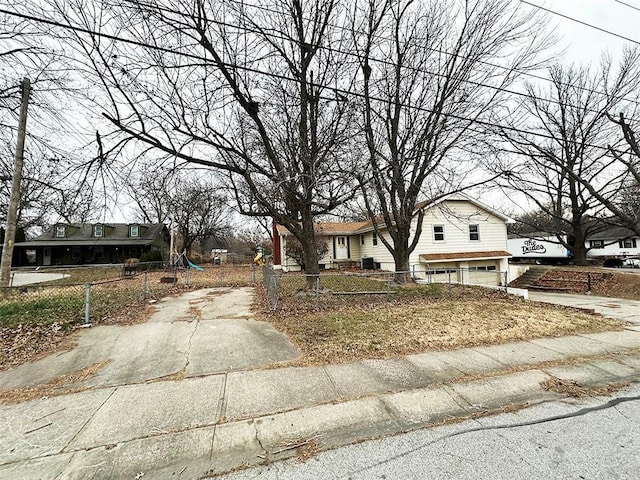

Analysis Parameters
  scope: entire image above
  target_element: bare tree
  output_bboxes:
[352,0,551,279]
[170,178,233,256]
[32,0,361,289]
[0,5,103,235]
[126,167,233,255]
[496,51,640,264]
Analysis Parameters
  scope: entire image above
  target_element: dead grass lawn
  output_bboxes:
[259,285,624,366]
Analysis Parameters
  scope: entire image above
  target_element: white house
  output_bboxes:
[273,193,513,285]
[586,226,640,259]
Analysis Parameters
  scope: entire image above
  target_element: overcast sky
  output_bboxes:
[534,0,640,64]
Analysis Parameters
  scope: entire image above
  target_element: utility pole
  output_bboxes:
[1,78,30,287]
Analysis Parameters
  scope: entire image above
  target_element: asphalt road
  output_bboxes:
[216,383,640,480]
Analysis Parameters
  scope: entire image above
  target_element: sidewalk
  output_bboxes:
[1,288,639,479]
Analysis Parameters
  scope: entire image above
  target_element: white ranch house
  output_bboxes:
[274,194,513,286]
[586,226,640,259]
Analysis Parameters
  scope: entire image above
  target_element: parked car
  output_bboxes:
[623,258,640,269]
[603,258,624,268]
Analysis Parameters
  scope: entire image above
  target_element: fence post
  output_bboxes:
[143,271,148,300]
[186,268,191,287]
[587,273,591,293]
[251,263,256,283]
[315,276,320,308]
[84,282,91,324]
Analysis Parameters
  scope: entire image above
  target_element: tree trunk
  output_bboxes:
[300,212,320,290]
[392,234,413,284]
[571,229,588,266]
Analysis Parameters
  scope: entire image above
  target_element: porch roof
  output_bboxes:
[419,250,511,263]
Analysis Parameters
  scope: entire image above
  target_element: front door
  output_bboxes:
[335,236,349,260]
[43,247,52,266]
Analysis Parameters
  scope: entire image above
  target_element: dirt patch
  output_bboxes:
[258,285,624,366]
[525,268,640,300]
[1,323,79,372]
[540,376,630,398]
[0,360,110,404]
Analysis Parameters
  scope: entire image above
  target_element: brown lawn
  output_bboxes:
[257,284,624,366]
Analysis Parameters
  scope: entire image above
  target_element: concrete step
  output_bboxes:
[510,267,550,289]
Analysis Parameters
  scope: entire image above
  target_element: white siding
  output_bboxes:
[357,229,396,270]
[408,200,509,266]
[586,237,640,258]
[278,198,510,279]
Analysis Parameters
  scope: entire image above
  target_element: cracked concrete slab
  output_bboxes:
[209,421,265,476]
[60,426,215,480]
[68,376,225,450]
[224,367,340,421]
[199,287,255,319]
[185,319,299,376]
[0,322,196,390]
[147,288,221,323]
[0,388,115,465]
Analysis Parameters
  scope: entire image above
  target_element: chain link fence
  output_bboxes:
[261,266,508,310]
[1,263,259,327]
[262,266,398,310]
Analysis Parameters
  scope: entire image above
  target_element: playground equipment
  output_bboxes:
[172,250,204,271]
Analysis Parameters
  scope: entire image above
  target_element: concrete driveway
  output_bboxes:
[528,292,640,327]
[0,287,300,390]
[9,271,68,287]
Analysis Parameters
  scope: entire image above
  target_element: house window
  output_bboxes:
[55,225,66,238]
[93,225,103,238]
[372,232,378,246]
[360,234,365,245]
[337,237,346,247]
[469,224,480,241]
[590,240,605,249]
[433,225,445,242]
[130,225,139,237]
[619,239,637,249]
[95,246,104,260]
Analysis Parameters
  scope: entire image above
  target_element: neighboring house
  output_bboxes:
[274,193,513,285]
[585,226,640,259]
[13,223,170,267]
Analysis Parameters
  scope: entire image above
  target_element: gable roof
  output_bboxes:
[414,192,514,223]
[587,225,640,240]
[275,194,512,237]
[275,221,369,236]
[15,223,168,247]
[420,251,511,263]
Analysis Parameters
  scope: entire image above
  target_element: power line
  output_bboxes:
[119,0,640,111]
[0,5,628,154]
[521,0,640,47]
[614,0,640,13]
